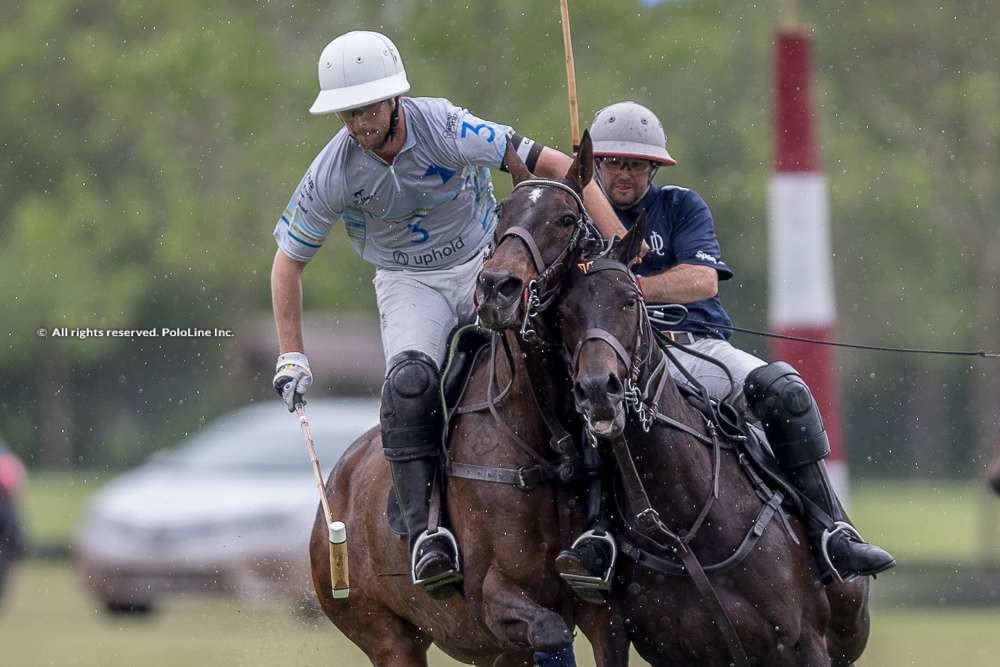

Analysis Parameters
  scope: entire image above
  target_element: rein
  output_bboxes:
[445,333,562,491]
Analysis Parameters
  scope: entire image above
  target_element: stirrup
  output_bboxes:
[558,530,617,593]
[411,527,462,589]
[819,521,864,584]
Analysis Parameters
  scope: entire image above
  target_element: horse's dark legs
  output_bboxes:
[793,628,832,667]
[575,601,630,667]
[825,577,871,666]
[481,566,574,653]
[362,615,431,667]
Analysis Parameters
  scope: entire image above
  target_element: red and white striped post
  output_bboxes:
[768,21,849,502]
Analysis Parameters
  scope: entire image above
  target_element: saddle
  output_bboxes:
[386,325,494,537]
[676,383,806,519]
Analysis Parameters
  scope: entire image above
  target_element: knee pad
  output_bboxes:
[744,361,830,467]
[381,351,443,461]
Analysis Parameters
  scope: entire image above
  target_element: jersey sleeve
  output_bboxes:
[670,189,734,280]
[448,106,514,169]
[272,153,344,263]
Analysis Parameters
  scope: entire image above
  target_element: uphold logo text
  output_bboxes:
[393,236,467,267]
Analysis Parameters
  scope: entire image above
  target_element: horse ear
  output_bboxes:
[616,210,648,266]
[563,129,594,193]
[503,142,532,186]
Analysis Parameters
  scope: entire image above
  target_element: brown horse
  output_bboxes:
[309,141,626,666]
[556,224,872,665]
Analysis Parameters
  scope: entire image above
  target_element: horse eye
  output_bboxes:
[624,297,637,310]
[561,214,577,227]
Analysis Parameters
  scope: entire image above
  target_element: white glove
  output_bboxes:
[273,352,313,412]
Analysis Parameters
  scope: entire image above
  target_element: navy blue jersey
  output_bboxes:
[614,185,735,339]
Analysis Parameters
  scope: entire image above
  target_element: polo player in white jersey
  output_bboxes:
[270,31,628,592]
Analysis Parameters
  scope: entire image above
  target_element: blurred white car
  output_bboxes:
[76,398,378,614]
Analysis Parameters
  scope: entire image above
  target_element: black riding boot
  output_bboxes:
[381,351,461,593]
[785,460,895,582]
[388,457,461,589]
[554,447,616,603]
[746,362,895,583]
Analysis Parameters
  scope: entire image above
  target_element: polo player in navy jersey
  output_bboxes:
[554,101,895,597]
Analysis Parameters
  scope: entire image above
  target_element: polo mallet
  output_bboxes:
[296,401,349,599]
[559,0,581,152]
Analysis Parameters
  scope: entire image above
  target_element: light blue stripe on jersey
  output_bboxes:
[280,215,323,248]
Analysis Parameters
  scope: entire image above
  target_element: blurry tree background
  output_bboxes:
[0,0,997,477]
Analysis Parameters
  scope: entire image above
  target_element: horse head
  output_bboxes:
[557,213,649,440]
[476,130,598,332]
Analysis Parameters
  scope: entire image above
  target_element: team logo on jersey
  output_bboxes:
[352,188,375,207]
[392,236,467,267]
[648,229,665,256]
[424,164,456,184]
[443,111,459,139]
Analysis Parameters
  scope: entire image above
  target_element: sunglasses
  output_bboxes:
[337,100,388,123]
[598,157,656,175]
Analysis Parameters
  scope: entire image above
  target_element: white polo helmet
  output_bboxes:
[309,31,410,116]
[590,101,676,165]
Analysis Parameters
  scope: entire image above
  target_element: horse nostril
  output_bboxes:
[478,271,521,304]
[495,275,523,303]
[606,373,623,399]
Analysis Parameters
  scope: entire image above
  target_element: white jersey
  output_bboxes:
[274,97,514,271]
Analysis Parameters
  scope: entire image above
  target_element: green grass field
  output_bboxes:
[2,562,999,666]
[8,472,1000,665]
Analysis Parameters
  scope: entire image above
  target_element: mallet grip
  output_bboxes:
[330,521,350,599]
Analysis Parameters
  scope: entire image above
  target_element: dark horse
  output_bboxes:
[309,141,626,665]
[556,223,873,665]
[476,139,872,664]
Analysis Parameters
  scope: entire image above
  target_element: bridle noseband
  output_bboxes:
[487,178,601,339]
[568,258,662,433]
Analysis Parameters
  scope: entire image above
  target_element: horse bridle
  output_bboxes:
[568,257,663,433]
[487,178,602,339]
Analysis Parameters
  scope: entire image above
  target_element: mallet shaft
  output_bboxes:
[559,0,580,151]
[297,405,349,600]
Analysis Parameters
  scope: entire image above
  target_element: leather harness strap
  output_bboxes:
[607,430,750,667]
[446,328,566,490]
[619,490,785,576]
[573,328,631,373]
[498,225,547,276]
[448,460,555,490]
